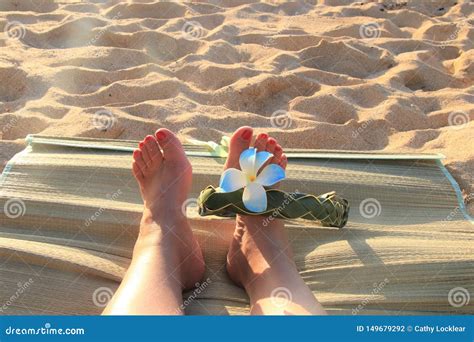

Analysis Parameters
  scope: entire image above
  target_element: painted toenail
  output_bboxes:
[269,139,276,145]
[139,142,144,148]
[259,133,268,139]
[275,146,281,152]
[156,131,166,140]
[145,136,154,141]
[242,130,252,140]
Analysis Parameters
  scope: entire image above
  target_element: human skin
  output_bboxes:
[104,127,326,315]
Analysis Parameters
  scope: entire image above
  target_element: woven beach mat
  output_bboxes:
[0,135,472,315]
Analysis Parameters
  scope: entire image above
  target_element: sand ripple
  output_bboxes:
[0,0,473,211]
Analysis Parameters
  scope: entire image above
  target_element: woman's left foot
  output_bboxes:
[132,129,205,290]
[224,128,291,289]
[224,127,326,315]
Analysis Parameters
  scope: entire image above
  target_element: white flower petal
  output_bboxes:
[239,148,257,176]
[219,168,247,192]
[255,164,286,186]
[242,182,267,212]
[254,151,273,172]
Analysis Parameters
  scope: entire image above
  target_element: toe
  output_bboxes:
[225,126,253,170]
[155,128,186,161]
[132,162,144,181]
[253,133,268,151]
[279,154,288,170]
[133,149,146,173]
[271,144,283,164]
[266,137,277,154]
[139,139,152,166]
[144,135,163,164]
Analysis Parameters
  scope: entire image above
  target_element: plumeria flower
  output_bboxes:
[218,148,286,212]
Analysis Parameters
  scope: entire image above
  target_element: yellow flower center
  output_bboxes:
[248,175,256,182]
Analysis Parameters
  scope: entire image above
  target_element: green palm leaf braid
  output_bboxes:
[197,186,349,228]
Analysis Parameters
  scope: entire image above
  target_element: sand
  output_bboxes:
[0,0,472,213]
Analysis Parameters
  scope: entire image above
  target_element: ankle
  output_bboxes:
[244,254,298,286]
[142,205,186,224]
[135,211,188,252]
[141,208,187,231]
[231,236,298,290]
[236,214,269,230]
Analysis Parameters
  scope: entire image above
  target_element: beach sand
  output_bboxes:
[0,0,472,213]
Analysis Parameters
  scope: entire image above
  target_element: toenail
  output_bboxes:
[156,131,166,140]
[268,139,276,145]
[139,142,144,148]
[242,129,252,140]
[145,136,154,141]
[259,133,268,139]
[275,146,281,152]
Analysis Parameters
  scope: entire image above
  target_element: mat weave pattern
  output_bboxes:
[0,135,472,315]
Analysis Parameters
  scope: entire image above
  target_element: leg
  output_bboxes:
[103,129,205,315]
[225,127,327,315]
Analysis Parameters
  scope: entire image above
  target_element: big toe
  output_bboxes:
[155,128,186,162]
[225,126,253,170]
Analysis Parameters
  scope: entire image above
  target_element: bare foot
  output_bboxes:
[225,127,325,315]
[225,127,289,287]
[132,128,205,290]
